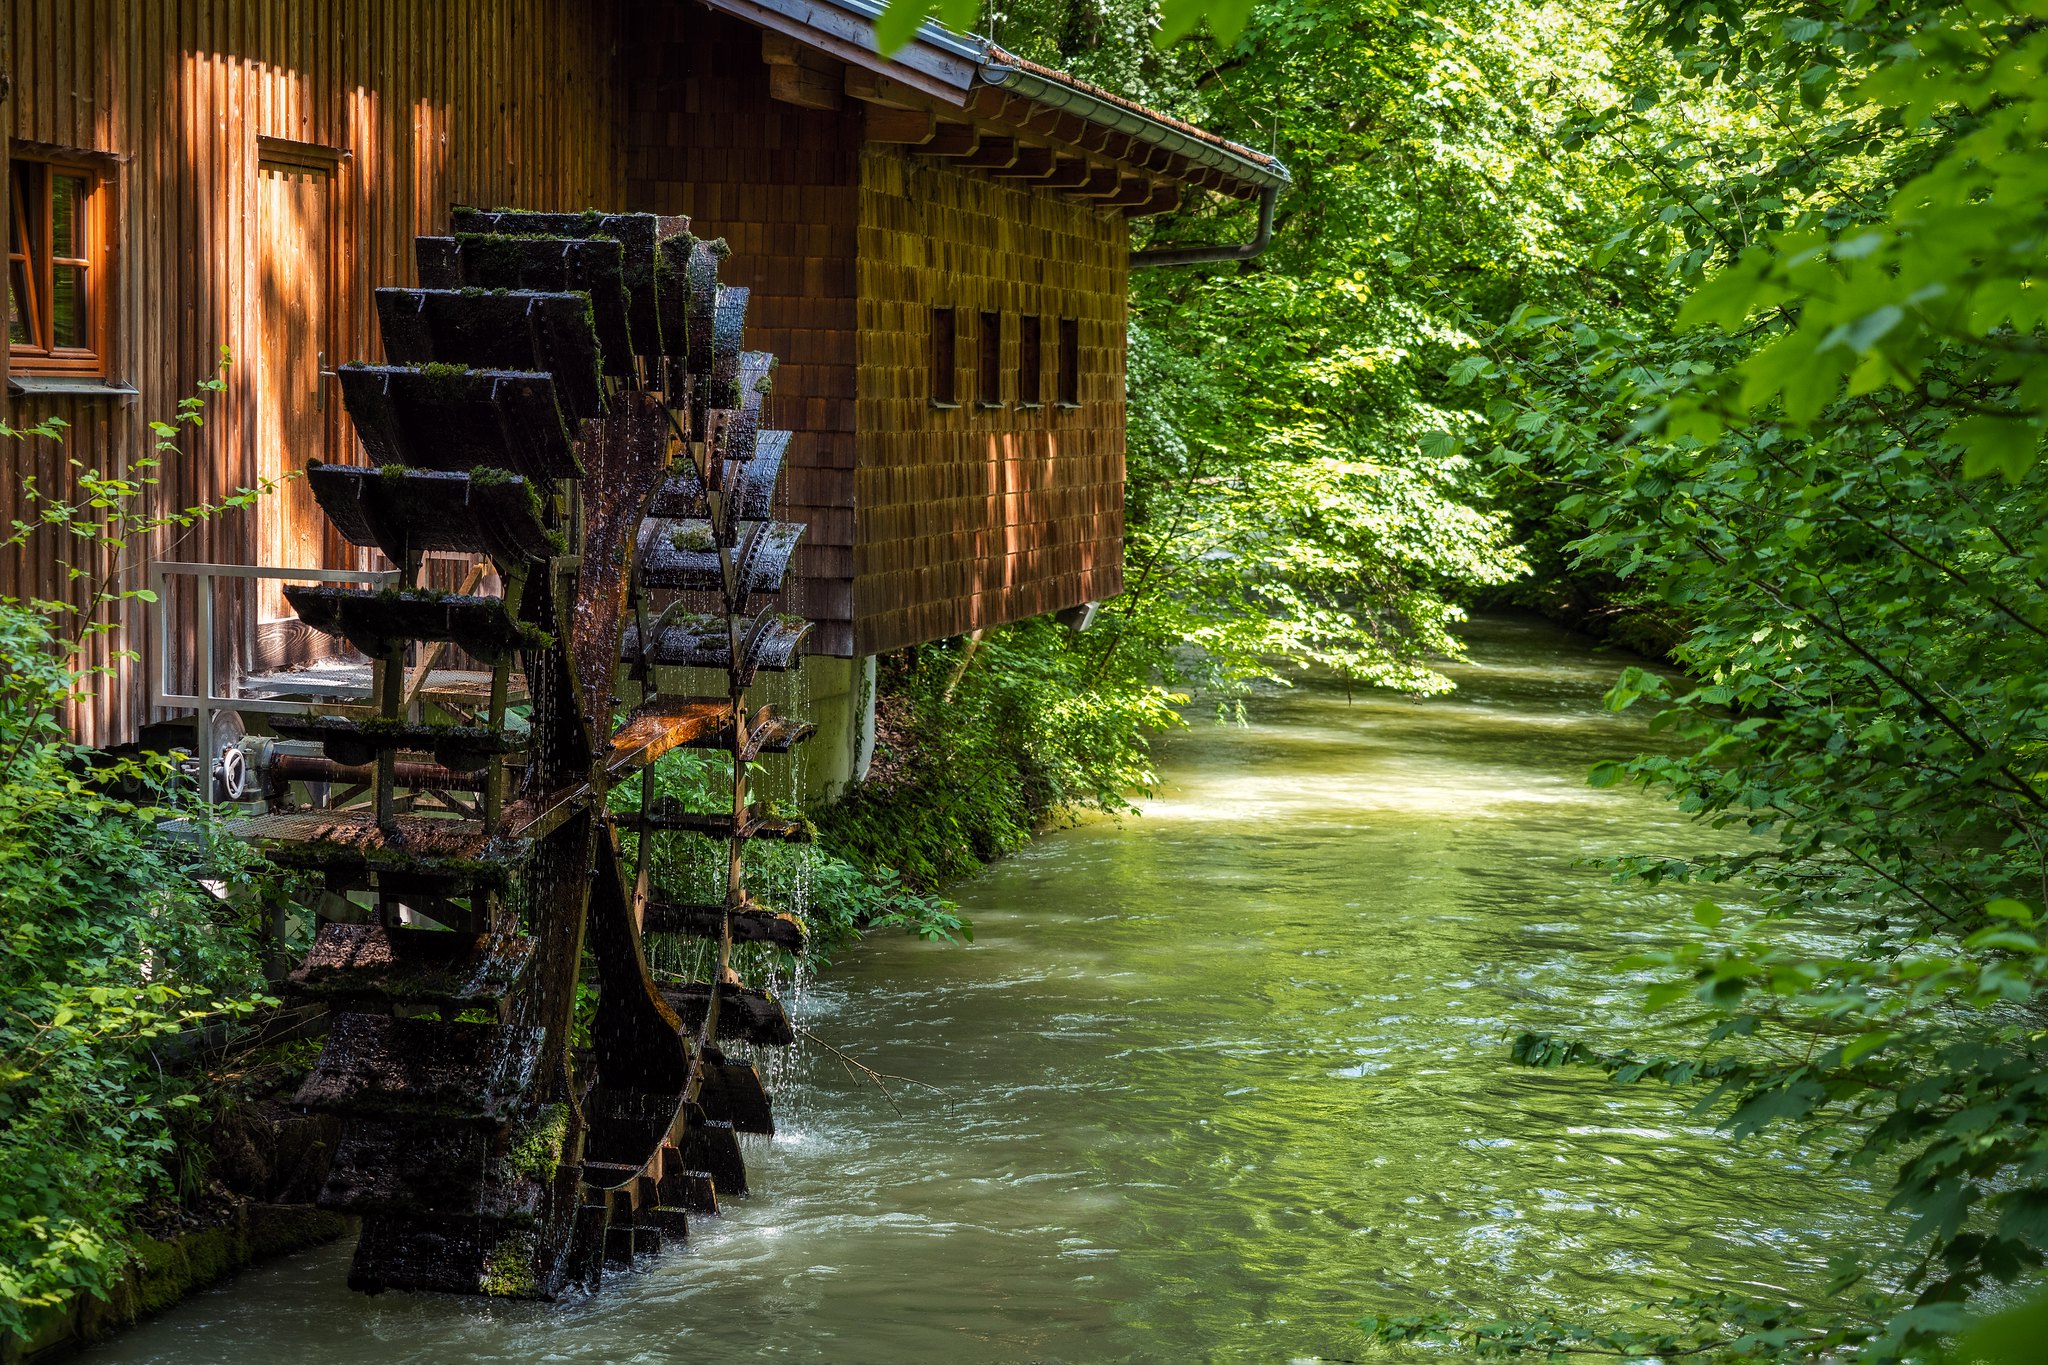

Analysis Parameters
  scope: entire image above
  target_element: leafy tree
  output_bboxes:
[1389,0,2048,1357]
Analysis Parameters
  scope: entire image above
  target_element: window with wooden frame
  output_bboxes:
[978,310,1003,408]
[9,156,110,375]
[1056,317,1081,408]
[1018,314,1043,408]
[929,306,958,407]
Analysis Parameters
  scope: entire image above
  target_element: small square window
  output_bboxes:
[1056,317,1080,408]
[930,306,958,407]
[10,156,110,375]
[1018,315,1043,407]
[978,310,1003,407]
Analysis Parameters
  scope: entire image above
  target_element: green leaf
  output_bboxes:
[1952,415,2043,483]
[1157,0,1256,45]
[872,0,974,54]
[1986,899,2036,927]
[1692,900,1723,929]
[1957,1288,2048,1364]
[1842,1031,1896,1065]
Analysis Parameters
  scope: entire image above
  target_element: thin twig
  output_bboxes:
[795,1025,939,1117]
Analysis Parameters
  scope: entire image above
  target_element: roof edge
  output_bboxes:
[699,0,1290,194]
[976,52,1290,191]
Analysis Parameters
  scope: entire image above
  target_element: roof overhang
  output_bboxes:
[694,0,1291,200]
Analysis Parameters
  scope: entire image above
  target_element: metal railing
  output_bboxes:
[148,560,401,754]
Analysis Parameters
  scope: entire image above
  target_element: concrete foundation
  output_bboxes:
[650,656,874,810]
[769,654,874,807]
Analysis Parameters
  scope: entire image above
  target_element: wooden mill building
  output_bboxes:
[0,0,1286,784]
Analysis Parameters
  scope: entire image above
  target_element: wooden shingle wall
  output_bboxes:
[620,6,861,656]
[1,0,625,746]
[855,146,1126,656]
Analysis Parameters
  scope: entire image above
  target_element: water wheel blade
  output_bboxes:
[338,365,580,481]
[283,585,534,662]
[451,209,685,357]
[682,1109,748,1196]
[288,924,532,1011]
[269,713,527,771]
[320,1118,543,1220]
[351,1213,563,1299]
[430,232,636,372]
[660,981,795,1046]
[697,1047,776,1134]
[307,463,559,567]
[606,697,728,778]
[295,1013,544,1124]
[374,288,605,422]
[581,1087,686,1168]
[732,429,791,519]
[646,1205,691,1237]
[635,517,726,591]
[642,899,806,954]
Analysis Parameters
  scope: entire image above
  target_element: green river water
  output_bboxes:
[88,614,1889,1362]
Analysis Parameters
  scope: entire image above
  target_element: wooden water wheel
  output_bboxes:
[241,209,813,1296]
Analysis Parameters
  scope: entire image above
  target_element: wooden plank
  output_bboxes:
[763,28,843,112]
[863,105,934,145]
[919,121,980,157]
[1125,182,1181,217]
[956,136,1017,170]
[988,144,1055,179]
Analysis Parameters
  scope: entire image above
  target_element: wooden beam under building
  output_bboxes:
[989,145,1057,179]
[922,122,982,156]
[762,30,843,110]
[1125,183,1182,216]
[865,106,936,144]
[1042,156,1094,189]
[958,136,1019,169]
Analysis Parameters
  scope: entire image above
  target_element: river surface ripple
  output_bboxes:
[88,614,1890,1363]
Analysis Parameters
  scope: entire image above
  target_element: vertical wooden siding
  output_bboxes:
[855,146,1126,656]
[620,5,862,657]
[1,0,625,745]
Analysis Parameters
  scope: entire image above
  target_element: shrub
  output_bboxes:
[0,604,271,1340]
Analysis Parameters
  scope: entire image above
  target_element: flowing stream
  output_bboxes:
[90,614,1889,1362]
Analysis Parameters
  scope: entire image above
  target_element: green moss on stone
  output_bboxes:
[508,1102,570,1184]
[479,1232,540,1297]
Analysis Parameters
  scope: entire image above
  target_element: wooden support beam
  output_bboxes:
[1139,143,1179,174]
[865,105,936,145]
[1017,104,1066,138]
[989,145,1057,179]
[1104,175,1157,207]
[1042,155,1093,189]
[1074,165,1124,198]
[958,136,1019,169]
[845,68,926,109]
[1124,182,1182,217]
[965,86,1010,119]
[922,122,981,156]
[762,31,842,111]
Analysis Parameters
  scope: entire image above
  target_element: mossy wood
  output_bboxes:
[243,207,816,1299]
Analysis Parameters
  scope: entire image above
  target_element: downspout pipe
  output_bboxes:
[1131,179,1279,269]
